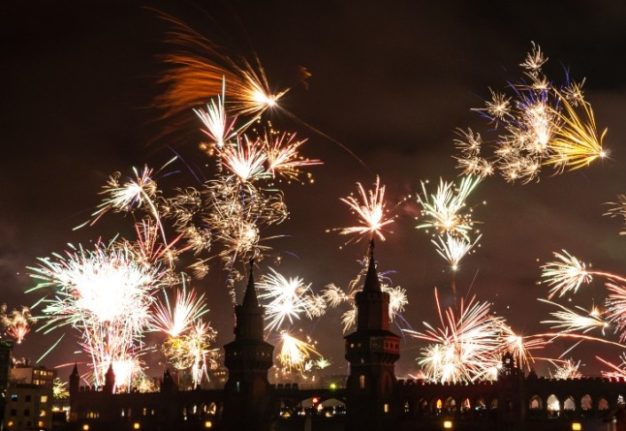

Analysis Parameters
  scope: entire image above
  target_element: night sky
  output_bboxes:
[2,0,626,379]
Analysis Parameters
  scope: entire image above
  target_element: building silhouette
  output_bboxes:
[63,243,626,431]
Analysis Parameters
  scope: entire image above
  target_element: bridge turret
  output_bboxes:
[345,240,400,431]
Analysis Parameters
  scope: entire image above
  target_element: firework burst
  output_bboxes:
[1,305,36,344]
[28,241,165,387]
[337,176,394,242]
[456,43,607,183]
[258,268,326,331]
[156,12,287,123]
[406,290,541,383]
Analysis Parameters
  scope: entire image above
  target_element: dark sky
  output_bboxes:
[1,0,626,379]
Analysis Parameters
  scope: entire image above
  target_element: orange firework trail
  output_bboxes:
[155,12,287,122]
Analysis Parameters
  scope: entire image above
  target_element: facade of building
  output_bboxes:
[3,383,54,431]
[10,366,55,389]
[64,244,626,431]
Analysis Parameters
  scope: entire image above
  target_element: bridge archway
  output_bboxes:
[444,397,457,413]
[546,394,560,417]
[563,396,575,411]
[528,395,543,410]
[598,397,609,411]
[580,394,592,411]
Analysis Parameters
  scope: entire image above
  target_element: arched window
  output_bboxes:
[547,395,560,416]
[529,395,543,410]
[618,395,625,406]
[564,396,575,411]
[475,398,486,410]
[359,375,366,390]
[460,398,471,412]
[580,395,592,411]
[598,398,609,411]
[445,397,457,413]
[418,398,428,412]
[435,399,443,411]
[490,399,498,410]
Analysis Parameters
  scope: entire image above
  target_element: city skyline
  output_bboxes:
[2,0,626,382]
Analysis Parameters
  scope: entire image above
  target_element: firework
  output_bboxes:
[220,136,268,183]
[52,377,69,400]
[406,290,541,383]
[605,194,626,235]
[540,250,593,298]
[596,354,626,379]
[162,320,220,388]
[276,331,323,375]
[544,94,607,171]
[156,13,287,121]
[539,298,609,335]
[194,91,237,149]
[87,166,159,224]
[258,268,326,331]
[540,250,626,299]
[432,233,481,272]
[550,358,582,380]
[338,176,394,242]
[416,176,481,239]
[29,241,164,387]
[457,43,607,183]
[605,283,626,342]
[152,283,208,337]
[261,130,322,182]
[1,305,35,344]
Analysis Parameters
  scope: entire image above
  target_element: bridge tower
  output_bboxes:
[345,240,400,431]
[222,261,274,431]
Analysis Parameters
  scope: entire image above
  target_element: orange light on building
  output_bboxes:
[443,420,453,429]
[82,425,90,431]
[572,422,582,431]
[132,422,141,430]
[204,420,213,428]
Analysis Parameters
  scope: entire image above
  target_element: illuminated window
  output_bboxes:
[359,375,365,389]
[443,420,453,429]
[132,423,140,430]
[40,396,48,403]
[571,423,582,431]
[82,425,90,431]
[39,410,46,417]
[10,395,17,402]
[38,421,45,427]
[383,403,390,413]
[204,421,213,429]
[436,399,443,410]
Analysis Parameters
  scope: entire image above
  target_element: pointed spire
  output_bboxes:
[71,363,79,376]
[363,239,381,292]
[242,258,260,310]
